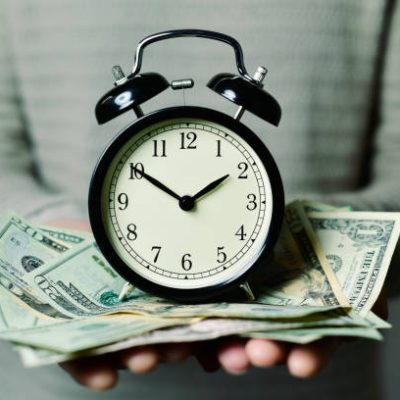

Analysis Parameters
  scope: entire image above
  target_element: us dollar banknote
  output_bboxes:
[0,202,397,368]
[307,210,400,315]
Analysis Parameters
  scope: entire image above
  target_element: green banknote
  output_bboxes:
[0,205,396,368]
[242,326,383,344]
[0,211,68,276]
[25,239,346,320]
[0,314,187,353]
[308,210,400,315]
[39,225,90,246]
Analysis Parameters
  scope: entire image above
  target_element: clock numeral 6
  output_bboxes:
[237,162,248,179]
[181,253,192,271]
[180,131,197,149]
[246,193,257,211]
[151,246,162,263]
[129,162,144,179]
[217,246,227,263]
[117,193,129,210]
[235,225,247,241]
[126,223,138,241]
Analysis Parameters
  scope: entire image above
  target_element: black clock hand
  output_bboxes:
[178,174,229,212]
[192,174,230,201]
[133,166,181,201]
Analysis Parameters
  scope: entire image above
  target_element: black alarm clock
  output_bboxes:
[89,29,284,302]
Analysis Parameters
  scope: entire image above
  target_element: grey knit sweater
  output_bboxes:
[0,1,399,399]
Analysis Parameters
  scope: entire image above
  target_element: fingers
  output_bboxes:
[119,345,160,373]
[222,337,339,378]
[217,338,250,374]
[60,356,118,391]
[287,338,340,378]
[245,338,288,367]
[159,342,192,363]
[194,341,221,373]
[61,344,188,391]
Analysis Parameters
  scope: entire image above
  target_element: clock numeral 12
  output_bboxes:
[126,223,138,241]
[181,253,192,271]
[180,131,197,149]
[235,225,247,241]
[152,139,167,157]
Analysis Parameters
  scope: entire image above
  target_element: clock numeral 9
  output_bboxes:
[129,162,144,179]
[217,246,227,263]
[181,253,192,271]
[126,223,138,241]
[246,193,257,211]
[237,162,248,179]
[180,131,197,149]
[151,246,162,263]
[152,139,167,157]
[117,193,129,210]
[235,225,247,241]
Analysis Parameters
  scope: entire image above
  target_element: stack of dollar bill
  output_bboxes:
[0,200,398,367]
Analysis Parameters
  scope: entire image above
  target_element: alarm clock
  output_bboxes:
[89,29,284,301]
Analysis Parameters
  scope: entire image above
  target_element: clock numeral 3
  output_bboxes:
[152,140,167,157]
[235,225,247,241]
[217,246,227,263]
[181,253,193,271]
[129,162,144,179]
[151,246,162,263]
[180,131,197,149]
[246,193,257,211]
[117,193,129,210]
[237,162,248,179]
[126,223,138,241]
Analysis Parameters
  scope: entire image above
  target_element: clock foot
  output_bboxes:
[118,282,136,302]
[239,281,256,301]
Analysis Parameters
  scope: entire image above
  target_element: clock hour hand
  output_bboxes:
[133,166,181,201]
[192,174,229,201]
[178,174,229,212]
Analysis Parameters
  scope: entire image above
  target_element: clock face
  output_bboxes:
[90,107,283,299]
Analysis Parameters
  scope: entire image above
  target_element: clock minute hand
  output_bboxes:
[134,167,181,201]
[192,174,230,201]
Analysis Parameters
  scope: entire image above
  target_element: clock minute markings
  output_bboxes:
[111,122,269,284]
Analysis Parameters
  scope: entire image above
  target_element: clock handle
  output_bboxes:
[131,29,256,83]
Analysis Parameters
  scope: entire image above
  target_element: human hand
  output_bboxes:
[46,220,388,387]
[196,290,388,378]
[60,343,192,391]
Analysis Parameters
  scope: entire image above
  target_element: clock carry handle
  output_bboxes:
[131,29,256,83]
[96,29,281,126]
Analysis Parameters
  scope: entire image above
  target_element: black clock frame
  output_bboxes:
[89,106,284,302]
